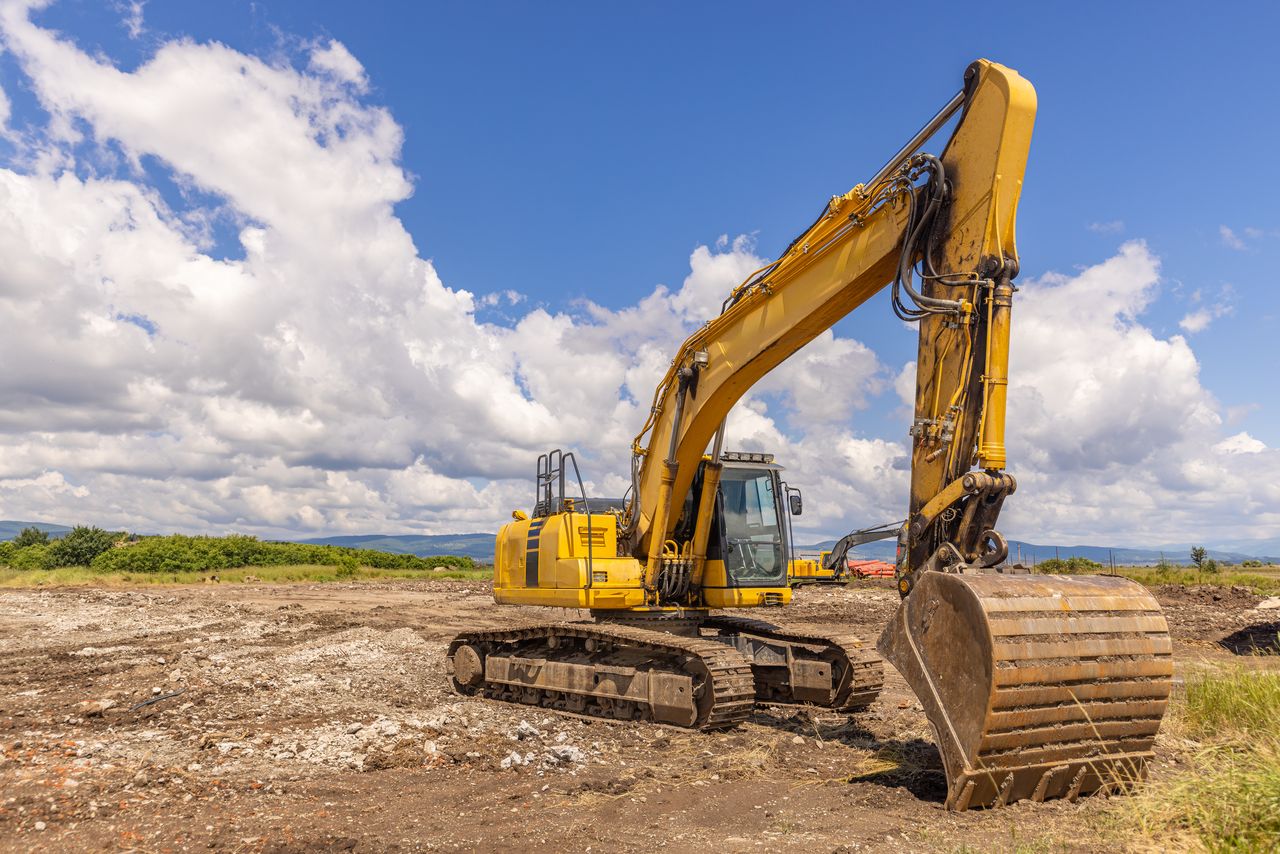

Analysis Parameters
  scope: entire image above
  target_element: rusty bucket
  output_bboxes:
[877,571,1173,810]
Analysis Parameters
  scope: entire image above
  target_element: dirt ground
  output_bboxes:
[1,578,1276,853]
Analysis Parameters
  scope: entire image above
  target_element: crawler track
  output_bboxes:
[448,622,756,730]
[703,614,885,711]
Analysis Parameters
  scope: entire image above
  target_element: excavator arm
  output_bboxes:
[822,521,903,573]
[625,59,1032,589]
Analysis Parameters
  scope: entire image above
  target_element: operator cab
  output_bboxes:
[686,451,794,589]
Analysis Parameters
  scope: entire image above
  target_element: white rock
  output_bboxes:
[370,719,400,737]
[546,745,586,765]
[1256,597,1280,610]
[512,720,541,741]
[500,750,530,769]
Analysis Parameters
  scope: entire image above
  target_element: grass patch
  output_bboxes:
[1182,668,1280,740]
[1123,738,1280,853]
[1116,669,1280,852]
[0,563,493,588]
[1114,567,1280,595]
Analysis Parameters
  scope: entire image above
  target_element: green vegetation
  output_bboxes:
[1181,669,1280,739]
[0,563,492,588]
[1121,670,1280,853]
[1034,555,1105,574]
[86,534,473,574]
[1,525,126,569]
[1,529,479,584]
[1115,566,1280,595]
[12,526,49,548]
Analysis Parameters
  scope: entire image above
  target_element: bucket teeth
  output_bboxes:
[877,572,1172,810]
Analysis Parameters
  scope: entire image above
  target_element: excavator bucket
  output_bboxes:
[878,571,1172,810]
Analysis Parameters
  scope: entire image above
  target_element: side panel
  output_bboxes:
[494,518,532,591]
[703,586,791,608]
[494,510,647,609]
[701,559,791,607]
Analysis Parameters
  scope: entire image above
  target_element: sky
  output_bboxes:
[0,0,1277,549]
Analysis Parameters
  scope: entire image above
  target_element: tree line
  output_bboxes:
[0,526,473,572]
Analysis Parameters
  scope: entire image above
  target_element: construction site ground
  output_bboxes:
[1,578,1276,853]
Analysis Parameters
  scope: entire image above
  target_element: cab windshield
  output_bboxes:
[718,467,786,586]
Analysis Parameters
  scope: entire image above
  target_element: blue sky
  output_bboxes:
[30,0,1276,438]
[0,0,1276,545]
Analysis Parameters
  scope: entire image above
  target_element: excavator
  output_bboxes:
[448,59,1173,810]
[787,520,902,585]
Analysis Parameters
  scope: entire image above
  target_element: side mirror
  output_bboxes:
[788,492,803,516]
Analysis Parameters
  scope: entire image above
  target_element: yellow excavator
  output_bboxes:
[449,59,1173,810]
[787,520,902,585]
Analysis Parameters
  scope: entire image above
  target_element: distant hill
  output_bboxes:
[801,537,1280,566]
[7,517,1274,566]
[0,520,73,540]
[296,532,495,562]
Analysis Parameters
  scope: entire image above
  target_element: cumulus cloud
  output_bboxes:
[1219,225,1246,250]
[0,1,895,539]
[0,1,1273,550]
[1003,242,1280,542]
[1213,432,1266,455]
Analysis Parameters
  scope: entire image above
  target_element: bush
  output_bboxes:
[49,526,121,567]
[88,534,474,574]
[12,526,49,548]
[1036,556,1105,574]
[7,544,55,570]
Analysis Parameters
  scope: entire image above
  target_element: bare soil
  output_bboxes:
[1,579,1275,853]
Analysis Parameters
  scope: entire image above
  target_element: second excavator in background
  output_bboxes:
[788,520,902,585]
[448,59,1173,811]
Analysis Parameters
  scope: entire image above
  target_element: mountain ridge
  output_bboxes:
[4,521,1276,565]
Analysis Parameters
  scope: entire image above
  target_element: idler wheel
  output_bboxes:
[452,643,485,688]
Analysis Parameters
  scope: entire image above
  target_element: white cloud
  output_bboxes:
[1003,241,1280,542]
[1219,225,1246,250]
[118,1,145,39]
[1087,220,1124,234]
[0,2,896,539]
[1178,309,1212,333]
[1178,285,1233,333]
[0,2,1274,551]
[1214,432,1266,455]
[308,40,368,93]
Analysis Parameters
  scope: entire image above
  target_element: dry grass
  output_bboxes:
[1123,739,1280,853]
[1113,669,1280,853]
[0,563,493,587]
[1116,566,1280,595]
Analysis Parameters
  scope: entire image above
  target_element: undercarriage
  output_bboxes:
[447,613,884,730]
